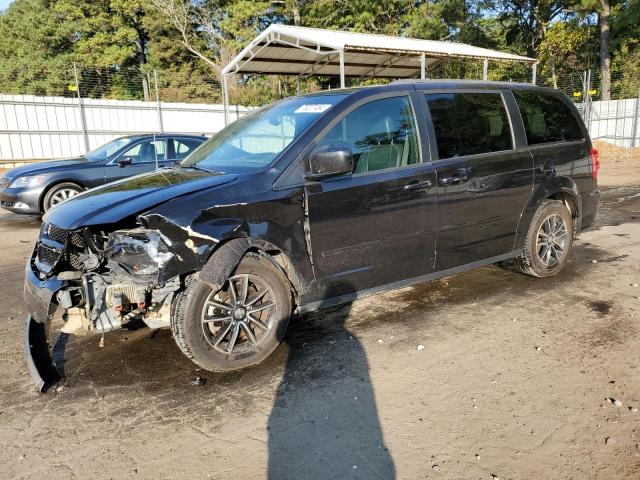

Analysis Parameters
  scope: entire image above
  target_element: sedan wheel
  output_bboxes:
[43,183,84,212]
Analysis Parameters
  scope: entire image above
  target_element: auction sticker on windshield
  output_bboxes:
[294,104,333,114]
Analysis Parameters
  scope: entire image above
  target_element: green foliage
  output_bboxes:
[0,0,638,103]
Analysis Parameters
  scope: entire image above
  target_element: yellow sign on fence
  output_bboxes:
[68,85,78,92]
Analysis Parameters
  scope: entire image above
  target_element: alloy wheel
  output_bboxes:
[50,188,79,206]
[535,214,568,267]
[201,274,276,354]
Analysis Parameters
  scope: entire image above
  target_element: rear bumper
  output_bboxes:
[0,186,43,215]
[580,189,600,230]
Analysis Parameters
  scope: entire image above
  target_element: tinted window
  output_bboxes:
[318,96,420,174]
[172,138,202,160]
[425,92,512,159]
[120,140,166,163]
[513,91,584,144]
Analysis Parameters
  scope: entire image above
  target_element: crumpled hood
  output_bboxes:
[44,168,238,229]
[5,157,87,179]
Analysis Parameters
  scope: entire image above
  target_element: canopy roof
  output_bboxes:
[222,24,536,79]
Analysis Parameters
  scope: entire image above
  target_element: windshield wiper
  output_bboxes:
[180,164,215,173]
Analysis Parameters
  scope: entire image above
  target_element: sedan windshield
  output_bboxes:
[181,93,347,173]
[84,137,135,161]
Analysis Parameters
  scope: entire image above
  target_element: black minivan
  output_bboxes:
[24,80,599,390]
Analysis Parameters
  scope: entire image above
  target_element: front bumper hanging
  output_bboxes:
[24,315,61,392]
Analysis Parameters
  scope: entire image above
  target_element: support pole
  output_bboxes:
[72,62,90,153]
[482,59,488,81]
[154,70,163,133]
[339,49,345,88]
[632,88,640,148]
[531,62,537,85]
[420,53,426,80]
[222,75,230,126]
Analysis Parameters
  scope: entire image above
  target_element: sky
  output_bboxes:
[0,0,12,11]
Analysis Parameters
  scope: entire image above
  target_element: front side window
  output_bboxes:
[513,90,584,145]
[182,93,347,173]
[425,92,513,159]
[120,140,166,163]
[317,96,420,174]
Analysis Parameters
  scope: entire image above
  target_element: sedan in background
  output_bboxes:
[0,134,207,215]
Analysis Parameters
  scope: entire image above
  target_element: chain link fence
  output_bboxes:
[0,61,638,160]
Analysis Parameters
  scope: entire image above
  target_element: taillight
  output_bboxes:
[591,148,600,179]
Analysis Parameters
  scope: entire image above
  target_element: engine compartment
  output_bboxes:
[35,222,181,336]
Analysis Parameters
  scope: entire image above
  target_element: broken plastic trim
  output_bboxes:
[24,315,61,393]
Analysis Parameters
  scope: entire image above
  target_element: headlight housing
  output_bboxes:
[107,229,174,276]
[10,175,47,188]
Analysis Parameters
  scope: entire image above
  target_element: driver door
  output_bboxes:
[305,93,438,299]
[104,138,169,183]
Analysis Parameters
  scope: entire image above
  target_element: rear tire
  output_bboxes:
[171,253,292,372]
[514,200,574,277]
[43,182,83,212]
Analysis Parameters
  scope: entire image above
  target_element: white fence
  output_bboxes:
[577,97,640,148]
[0,94,252,160]
[0,93,639,161]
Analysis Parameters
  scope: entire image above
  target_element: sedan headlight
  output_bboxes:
[107,229,174,276]
[10,175,47,188]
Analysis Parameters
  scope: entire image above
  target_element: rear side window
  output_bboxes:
[513,91,584,145]
[425,92,513,159]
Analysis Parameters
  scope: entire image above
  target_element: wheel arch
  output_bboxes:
[39,179,87,212]
[514,177,582,250]
[197,236,306,309]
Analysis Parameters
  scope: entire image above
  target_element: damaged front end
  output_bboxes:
[24,222,184,391]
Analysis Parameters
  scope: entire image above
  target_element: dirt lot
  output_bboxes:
[1,149,640,479]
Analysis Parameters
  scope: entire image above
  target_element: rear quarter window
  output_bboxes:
[425,92,513,159]
[513,91,584,145]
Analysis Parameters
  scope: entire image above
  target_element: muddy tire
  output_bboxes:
[514,200,574,277]
[171,253,292,372]
[43,182,83,212]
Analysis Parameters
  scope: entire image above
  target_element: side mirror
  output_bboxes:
[306,144,354,180]
[117,157,132,167]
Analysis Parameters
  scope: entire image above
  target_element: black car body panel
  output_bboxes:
[21,80,600,389]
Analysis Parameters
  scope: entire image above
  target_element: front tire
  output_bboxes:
[43,182,83,212]
[171,253,292,372]
[514,199,574,277]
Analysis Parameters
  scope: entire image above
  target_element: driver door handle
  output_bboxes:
[439,174,469,185]
[403,179,432,191]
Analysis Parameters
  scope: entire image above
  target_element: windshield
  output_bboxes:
[85,137,135,161]
[181,93,347,173]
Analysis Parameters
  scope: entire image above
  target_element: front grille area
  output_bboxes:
[36,243,62,269]
[47,224,70,244]
[0,177,11,189]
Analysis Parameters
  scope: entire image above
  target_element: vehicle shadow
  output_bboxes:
[267,283,395,479]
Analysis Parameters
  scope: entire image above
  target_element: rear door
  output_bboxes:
[305,92,438,299]
[169,137,205,162]
[421,89,534,270]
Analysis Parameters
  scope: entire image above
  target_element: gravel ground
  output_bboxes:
[1,164,640,479]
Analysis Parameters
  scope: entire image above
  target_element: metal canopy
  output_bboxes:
[221,24,538,123]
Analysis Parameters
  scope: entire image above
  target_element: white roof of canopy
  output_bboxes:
[221,24,536,79]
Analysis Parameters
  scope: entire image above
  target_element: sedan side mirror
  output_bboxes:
[305,144,354,181]
[117,157,132,167]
